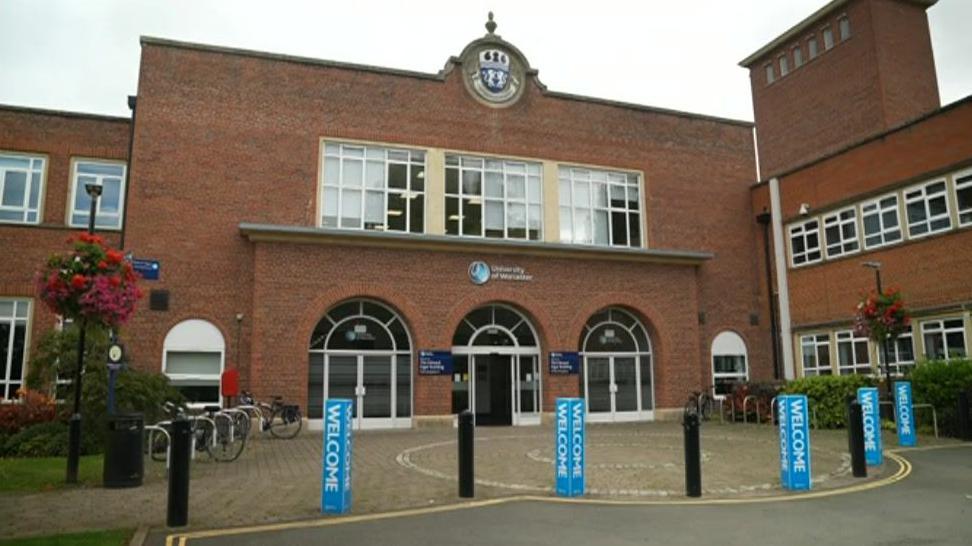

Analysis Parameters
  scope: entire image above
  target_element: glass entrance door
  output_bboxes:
[325,354,398,429]
[584,355,645,422]
[471,354,513,426]
[515,355,540,425]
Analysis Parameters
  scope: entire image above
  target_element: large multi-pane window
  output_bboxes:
[800,334,831,376]
[1,300,30,400]
[905,179,951,238]
[882,327,915,376]
[921,318,967,361]
[69,160,126,230]
[322,142,425,233]
[823,207,859,258]
[860,194,902,249]
[445,155,542,240]
[559,166,642,247]
[955,169,972,227]
[836,330,871,375]
[0,153,44,225]
[788,219,821,266]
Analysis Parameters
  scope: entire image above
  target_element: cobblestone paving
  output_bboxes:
[0,422,950,537]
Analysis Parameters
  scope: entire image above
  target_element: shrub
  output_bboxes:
[781,374,877,428]
[1,421,101,458]
[0,389,57,434]
[908,359,972,437]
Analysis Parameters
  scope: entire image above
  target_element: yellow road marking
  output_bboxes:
[168,452,913,544]
[890,443,972,453]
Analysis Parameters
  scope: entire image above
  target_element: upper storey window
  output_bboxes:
[904,179,950,238]
[788,218,821,267]
[322,142,425,233]
[792,46,803,68]
[69,160,126,230]
[807,36,819,59]
[778,55,789,77]
[954,169,972,226]
[822,25,835,50]
[765,63,775,85]
[838,16,851,41]
[445,155,542,241]
[0,153,44,225]
[559,166,642,248]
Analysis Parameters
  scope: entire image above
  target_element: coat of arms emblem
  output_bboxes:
[479,49,510,94]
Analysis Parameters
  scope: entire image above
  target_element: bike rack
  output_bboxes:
[212,412,235,443]
[220,408,250,440]
[743,395,759,424]
[878,401,939,439]
[236,404,266,432]
[145,424,171,470]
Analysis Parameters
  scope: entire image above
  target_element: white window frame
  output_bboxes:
[792,45,803,68]
[788,218,822,267]
[882,326,915,376]
[954,168,972,227]
[765,63,775,84]
[162,319,225,406]
[822,26,835,50]
[559,166,643,248]
[711,331,748,398]
[800,333,831,376]
[836,330,872,376]
[904,178,951,239]
[321,142,426,234]
[921,318,968,361]
[779,54,789,77]
[823,206,860,258]
[838,15,851,41]
[0,299,31,401]
[68,159,127,230]
[444,154,543,241]
[860,193,902,249]
[0,152,45,225]
[807,36,819,59]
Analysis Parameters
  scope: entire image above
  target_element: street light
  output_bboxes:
[66,178,102,483]
[862,261,892,401]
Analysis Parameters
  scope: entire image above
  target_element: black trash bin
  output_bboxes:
[103,413,145,488]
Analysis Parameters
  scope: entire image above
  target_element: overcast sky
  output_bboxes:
[1,0,969,122]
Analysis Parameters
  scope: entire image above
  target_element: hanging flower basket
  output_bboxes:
[853,287,910,343]
[36,233,143,328]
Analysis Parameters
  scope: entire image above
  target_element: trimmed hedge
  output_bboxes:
[780,374,877,429]
[908,359,972,437]
[0,421,101,458]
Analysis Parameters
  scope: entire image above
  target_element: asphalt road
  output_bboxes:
[160,446,972,546]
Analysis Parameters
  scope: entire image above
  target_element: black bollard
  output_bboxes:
[847,399,867,478]
[458,410,474,498]
[167,418,191,527]
[683,411,702,497]
[958,391,972,441]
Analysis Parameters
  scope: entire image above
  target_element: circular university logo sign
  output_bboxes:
[468,261,491,285]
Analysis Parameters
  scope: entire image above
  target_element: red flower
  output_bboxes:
[106,250,123,264]
[97,260,108,270]
[109,276,121,287]
[70,274,88,289]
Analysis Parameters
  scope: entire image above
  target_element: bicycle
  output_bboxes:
[237,390,303,439]
[148,402,246,463]
[685,388,716,422]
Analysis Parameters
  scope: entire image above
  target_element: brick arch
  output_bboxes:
[565,293,672,359]
[154,313,232,374]
[440,287,554,352]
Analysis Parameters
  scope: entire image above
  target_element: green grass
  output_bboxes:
[0,455,102,492]
[0,529,131,546]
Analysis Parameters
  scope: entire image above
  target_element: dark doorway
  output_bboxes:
[474,354,512,426]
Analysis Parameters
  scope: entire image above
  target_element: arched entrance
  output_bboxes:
[308,299,412,429]
[451,304,541,426]
[580,307,654,422]
[711,331,748,397]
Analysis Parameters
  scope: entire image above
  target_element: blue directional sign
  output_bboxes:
[778,394,812,490]
[418,350,453,375]
[131,258,160,280]
[548,352,580,375]
[322,399,353,514]
[894,382,916,447]
[555,398,585,497]
[778,395,790,488]
[857,387,883,465]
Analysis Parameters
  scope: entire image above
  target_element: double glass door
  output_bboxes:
[326,353,405,429]
[457,353,540,426]
[584,355,640,421]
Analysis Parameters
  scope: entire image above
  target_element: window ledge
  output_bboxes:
[238,223,712,266]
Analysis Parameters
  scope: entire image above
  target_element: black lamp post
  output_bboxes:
[66,178,102,484]
[862,261,892,401]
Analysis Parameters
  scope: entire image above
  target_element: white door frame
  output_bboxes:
[583,352,653,422]
[453,348,541,426]
[322,350,412,430]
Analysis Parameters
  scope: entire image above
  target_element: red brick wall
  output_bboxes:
[749,0,939,178]
[0,107,129,362]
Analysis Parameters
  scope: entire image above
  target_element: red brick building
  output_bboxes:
[2,0,968,428]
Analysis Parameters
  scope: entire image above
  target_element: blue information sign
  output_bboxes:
[418,350,453,375]
[131,259,160,281]
[549,352,580,375]
[894,381,916,447]
[321,399,353,514]
[555,398,585,497]
[857,387,883,465]
[778,394,812,490]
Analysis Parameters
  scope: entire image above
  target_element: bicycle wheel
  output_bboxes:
[149,428,169,462]
[231,410,251,440]
[700,396,713,421]
[269,405,303,439]
[208,416,246,462]
[683,397,699,419]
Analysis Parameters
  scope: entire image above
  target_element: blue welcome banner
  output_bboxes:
[555,398,585,497]
[321,399,353,514]
[894,381,916,447]
[777,395,790,488]
[857,387,883,465]
[785,394,812,490]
